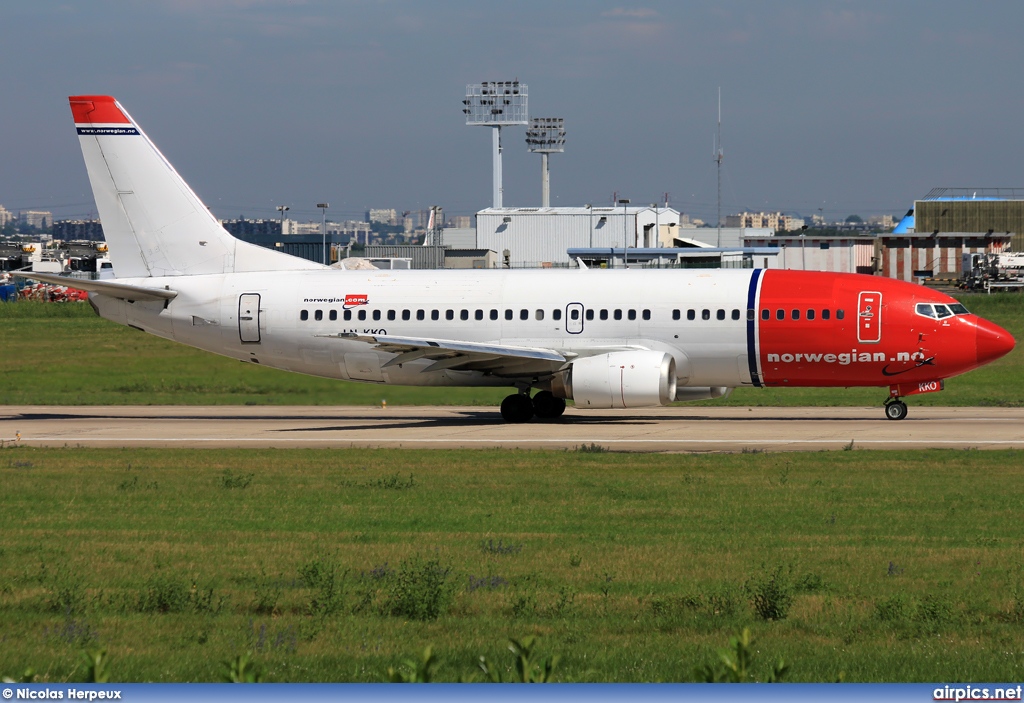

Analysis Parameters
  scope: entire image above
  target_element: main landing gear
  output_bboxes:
[500,390,566,423]
[884,397,908,421]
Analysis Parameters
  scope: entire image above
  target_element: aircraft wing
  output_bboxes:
[12,272,178,302]
[316,333,571,376]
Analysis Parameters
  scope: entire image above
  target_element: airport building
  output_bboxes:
[475,206,683,268]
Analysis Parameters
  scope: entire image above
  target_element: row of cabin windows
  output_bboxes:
[298,307,845,323]
[670,308,846,322]
[298,307,655,322]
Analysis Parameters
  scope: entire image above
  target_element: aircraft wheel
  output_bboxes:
[500,393,535,423]
[532,390,566,420]
[884,400,908,421]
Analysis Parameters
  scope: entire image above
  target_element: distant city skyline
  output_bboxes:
[1,1,1022,226]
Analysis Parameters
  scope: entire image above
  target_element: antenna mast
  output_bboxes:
[714,88,723,247]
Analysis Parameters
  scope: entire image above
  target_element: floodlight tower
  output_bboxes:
[525,117,566,208]
[462,81,528,208]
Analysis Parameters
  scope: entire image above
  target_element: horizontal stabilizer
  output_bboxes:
[12,272,177,301]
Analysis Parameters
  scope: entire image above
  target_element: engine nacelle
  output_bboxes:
[674,386,732,402]
[560,351,677,409]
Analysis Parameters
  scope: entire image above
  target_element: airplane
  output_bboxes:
[17,95,1015,423]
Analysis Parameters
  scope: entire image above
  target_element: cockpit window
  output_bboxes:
[916,302,969,319]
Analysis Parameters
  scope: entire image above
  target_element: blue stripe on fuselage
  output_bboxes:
[746,269,762,387]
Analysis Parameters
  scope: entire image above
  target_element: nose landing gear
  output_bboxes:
[884,397,908,421]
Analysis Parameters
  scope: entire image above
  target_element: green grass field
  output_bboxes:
[2,447,1024,682]
[1,294,1022,406]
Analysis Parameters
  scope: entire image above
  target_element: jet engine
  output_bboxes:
[555,351,677,409]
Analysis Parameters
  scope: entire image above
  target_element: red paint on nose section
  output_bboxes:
[976,318,1015,366]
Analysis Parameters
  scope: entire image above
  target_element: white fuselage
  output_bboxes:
[92,267,755,390]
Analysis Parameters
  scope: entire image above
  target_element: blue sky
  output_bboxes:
[2,1,1022,224]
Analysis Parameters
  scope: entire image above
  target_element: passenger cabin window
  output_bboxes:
[822,309,830,320]
[600,309,608,320]
[416,310,425,321]
[402,310,411,321]
[431,310,439,321]
[776,309,784,320]
[520,309,528,320]
[791,309,800,320]
[747,309,755,321]
[761,309,769,320]
[445,309,454,320]
[614,309,623,320]
[300,310,308,321]
[807,309,815,320]
[329,310,337,321]
[461,310,469,320]
[627,309,636,321]
[732,309,740,320]
[344,310,352,321]
[585,309,594,320]
[373,310,381,321]
[570,309,580,320]
[553,309,562,321]
[475,310,484,320]
[642,309,651,321]
[535,309,544,321]
[387,310,396,321]
[358,310,367,321]
[836,309,845,320]
[673,309,681,321]
[315,310,323,321]
[716,309,725,321]
[688,309,696,321]
[490,309,498,320]
[505,309,513,320]
[702,309,711,321]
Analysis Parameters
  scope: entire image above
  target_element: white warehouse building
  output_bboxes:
[475,206,682,268]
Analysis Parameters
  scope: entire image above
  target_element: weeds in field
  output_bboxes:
[478,636,559,683]
[117,475,158,491]
[223,653,263,682]
[481,539,523,556]
[246,619,298,654]
[575,443,606,453]
[299,557,346,618]
[79,648,111,683]
[694,628,789,683]
[876,592,914,622]
[45,616,98,647]
[380,556,454,621]
[468,575,507,592]
[745,566,793,621]
[386,646,436,683]
[41,563,87,615]
[366,473,415,490]
[887,561,905,577]
[219,470,253,489]
[507,576,538,619]
[2,668,39,684]
[137,574,222,614]
[568,552,582,567]
[250,566,282,615]
[794,572,826,593]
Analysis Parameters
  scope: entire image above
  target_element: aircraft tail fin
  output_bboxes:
[69,95,323,277]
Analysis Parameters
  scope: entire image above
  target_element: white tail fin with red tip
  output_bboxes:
[69,95,322,278]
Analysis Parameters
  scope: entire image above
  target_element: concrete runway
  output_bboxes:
[2,405,1023,452]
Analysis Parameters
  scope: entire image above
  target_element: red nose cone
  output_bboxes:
[976,317,1015,366]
